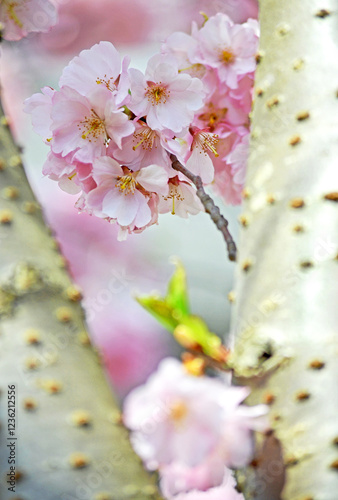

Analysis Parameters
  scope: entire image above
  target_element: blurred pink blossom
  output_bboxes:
[39,0,154,54]
[160,463,244,500]
[170,468,245,500]
[160,456,226,497]
[186,0,258,26]
[0,0,57,41]
[38,0,257,56]
[123,358,268,473]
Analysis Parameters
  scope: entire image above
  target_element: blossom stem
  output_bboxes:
[170,154,237,262]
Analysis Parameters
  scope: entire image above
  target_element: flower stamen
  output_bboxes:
[169,400,188,425]
[198,105,227,132]
[7,2,23,28]
[96,73,119,92]
[132,126,157,151]
[78,109,108,143]
[220,49,235,65]
[163,184,184,215]
[145,82,170,106]
[115,175,136,195]
[193,131,219,157]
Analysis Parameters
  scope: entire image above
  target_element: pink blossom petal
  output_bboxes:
[133,198,152,227]
[23,86,55,142]
[92,156,122,185]
[185,146,215,185]
[136,165,169,195]
[101,189,134,224]
[59,41,122,96]
[0,0,57,41]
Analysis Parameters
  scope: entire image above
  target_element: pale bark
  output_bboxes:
[0,102,162,499]
[230,1,338,499]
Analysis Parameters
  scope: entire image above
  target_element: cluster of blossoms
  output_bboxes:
[25,13,259,239]
[0,0,57,41]
[124,358,268,499]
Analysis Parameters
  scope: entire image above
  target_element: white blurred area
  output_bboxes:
[0,0,254,395]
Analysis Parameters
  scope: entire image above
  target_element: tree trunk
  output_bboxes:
[230,2,338,499]
[0,102,162,499]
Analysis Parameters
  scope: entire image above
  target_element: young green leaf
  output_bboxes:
[136,295,179,332]
[166,259,190,318]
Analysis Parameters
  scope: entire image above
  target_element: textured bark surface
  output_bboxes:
[0,103,162,499]
[230,2,338,500]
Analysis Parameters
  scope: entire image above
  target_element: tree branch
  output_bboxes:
[170,154,237,262]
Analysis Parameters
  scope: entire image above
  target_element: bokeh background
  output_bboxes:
[0,0,258,399]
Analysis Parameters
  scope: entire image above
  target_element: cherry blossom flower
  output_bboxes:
[84,156,169,231]
[59,41,131,107]
[158,178,203,218]
[160,456,226,497]
[195,84,252,130]
[129,54,205,134]
[161,30,205,80]
[111,120,175,176]
[42,152,79,195]
[168,468,245,500]
[42,152,94,195]
[195,13,259,89]
[194,98,229,133]
[123,358,268,472]
[50,86,134,162]
[0,0,57,41]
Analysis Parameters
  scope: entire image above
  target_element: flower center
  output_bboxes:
[162,183,184,215]
[145,82,170,106]
[5,1,23,28]
[198,105,228,131]
[96,74,119,92]
[115,175,136,195]
[78,109,108,143]
[169,400,188,424]
[178,63,206,79]
[195,132,219,157]
[132,126,157,151]
[220,49,235,65]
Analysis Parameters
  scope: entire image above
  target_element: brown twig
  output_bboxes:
[170,154,237,262]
